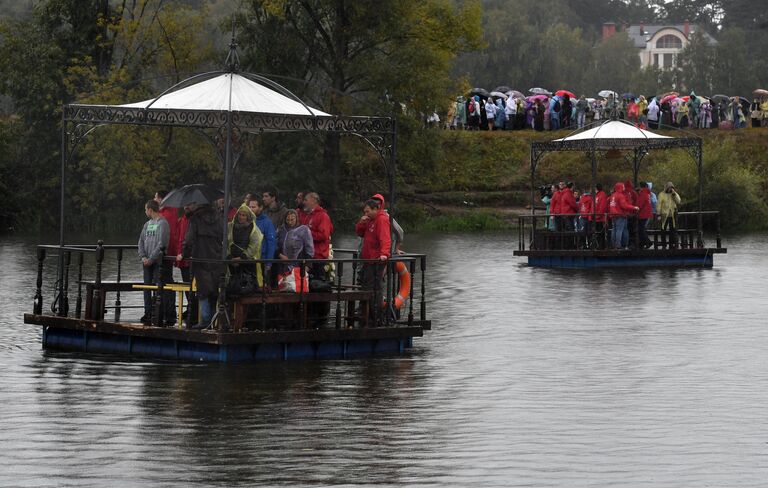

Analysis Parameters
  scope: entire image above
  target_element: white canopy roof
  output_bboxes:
[554,120,670,142]
[120,73,329,116]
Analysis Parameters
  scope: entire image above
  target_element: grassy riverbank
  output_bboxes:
[395,127,768,232]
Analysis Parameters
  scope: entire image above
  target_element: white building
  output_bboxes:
[602,21,717,70]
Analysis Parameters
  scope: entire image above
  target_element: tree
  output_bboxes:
[712,27,756,95]
[585,32,640,95]
[236,0,483,203]
[677,30,716,93]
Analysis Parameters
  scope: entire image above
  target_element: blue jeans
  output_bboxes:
[200,298,213,324]
[551,114,560,130]
[612,217,628,249]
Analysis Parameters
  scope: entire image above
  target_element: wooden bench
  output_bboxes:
[232,290,374,332]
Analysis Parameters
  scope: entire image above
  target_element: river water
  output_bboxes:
[0,232,766,487]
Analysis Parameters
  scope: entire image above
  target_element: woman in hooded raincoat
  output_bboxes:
[227,203,264,288]
[494,98,506,130]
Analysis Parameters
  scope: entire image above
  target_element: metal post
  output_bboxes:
[419,255,426,322]
[55,116,67,316]
[62,250,71,317]
[299,260,306,329]
[75,252,84,318]
[114,248,123,321]
[93,240,104,321]
[407,259,415,326]
[335,261,343,330]
[697,140,704,248]
[34,247,45,315]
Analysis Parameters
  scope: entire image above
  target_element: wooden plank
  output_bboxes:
[514,247,727,257]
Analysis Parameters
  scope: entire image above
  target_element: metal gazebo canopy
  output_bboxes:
[55,39,398,316]
[529,119,704,217]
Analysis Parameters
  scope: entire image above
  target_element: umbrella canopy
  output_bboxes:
[469,87,490,98]
[680,95,690,102]
[621,92,637,100]
[493,85,513,94]
[660,91,679,99]
[161,184,224,208]
[752,88,768,97]
[598,90,618,98]
[660,94,678,105]
[555,89,576,99]
[529,87,552,95]
[711,94,729,103]
[506,90,525,99]
[489,91,508,100]
[526,94,549,102]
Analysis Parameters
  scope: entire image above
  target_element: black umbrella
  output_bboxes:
[493,85,513,94]
[469,87,490,98]
[161,184,224,208]
[711,94,729,103]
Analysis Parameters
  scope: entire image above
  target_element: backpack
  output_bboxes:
[468,102,475,114]
[553,100,561,113]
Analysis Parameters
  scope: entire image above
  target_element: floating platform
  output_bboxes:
[513,247,727,268]
[24,314,429,362]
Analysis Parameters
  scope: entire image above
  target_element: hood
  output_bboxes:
[624,180,634,191]
[235,203,255,224]
[613,182,625,193]
[371,193,386,208]
[647,182,653,190]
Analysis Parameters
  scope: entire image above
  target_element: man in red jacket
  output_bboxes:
[637,182,653,249]
[155,191,179,277]
[609,182,639,249]
[594,183,608,248]
[303,192,334,279]
[560,182,579,231]
[356,199,391,322]
[550,181,563,230]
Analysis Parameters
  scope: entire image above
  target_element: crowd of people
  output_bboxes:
[137,188,399,331]
[541,179,681,251]
[443,90,768,132]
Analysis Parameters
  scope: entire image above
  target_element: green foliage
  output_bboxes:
[417,209,511,232]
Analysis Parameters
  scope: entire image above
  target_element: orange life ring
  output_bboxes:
[392,261,411,310]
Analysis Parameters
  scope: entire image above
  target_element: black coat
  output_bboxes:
[182,206,224,297]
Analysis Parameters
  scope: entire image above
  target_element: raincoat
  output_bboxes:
[306,205,333,259]
[227,204,264,287]
[657,187,681,227]
[494,99,506,128]
[609,183,637,218]
[182,205,224,298]
[277,210,314,273]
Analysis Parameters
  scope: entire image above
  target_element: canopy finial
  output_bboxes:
[224,16,240,73]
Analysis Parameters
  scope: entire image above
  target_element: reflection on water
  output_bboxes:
[1,232,767,486]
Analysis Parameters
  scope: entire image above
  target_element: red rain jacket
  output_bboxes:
[560,188,578,215]
[594,190,608,222]
[579,193,594,219]
[159,206,179,258]
[357,210,391,260]
[550,189,562,215]
[637,188,653,219]
[175,213,190,268]
[609,183,637,218]
[306,205,333,259]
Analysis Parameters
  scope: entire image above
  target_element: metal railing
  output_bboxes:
[33,242,428,331]
[517,211,723,251]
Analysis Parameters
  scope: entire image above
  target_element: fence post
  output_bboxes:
[34,247,46,315]
[114,248,123,321]
[335,261,343,330]
[75,252,84,318]
[419,255,426,322]
[92,240,105,321]
[716,213,722,249]
[62,250,71,316]
[408,259,415,326]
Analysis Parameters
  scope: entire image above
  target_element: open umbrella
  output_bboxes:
[660,94,678,105]
[529,87,552,95]
[469,87,490,98]
[555,89,576,99]
[660,91,679,99]
[621,92,637,100]
[711,94,729,103]
[506,90,525,99]
[493,85,513,94]
[680,95,690,102]
[752,89,768,97]
[526,94,549,102]
[161,184,224,208]
[489,91,508,100]
[598,90,618,99]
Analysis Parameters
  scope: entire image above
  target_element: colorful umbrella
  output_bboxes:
[555,89,576,99]
[680,95,690,102]
[660,91,679,99]
[621,92,637,100]
[660,94,678,105]
[526,94,549,102]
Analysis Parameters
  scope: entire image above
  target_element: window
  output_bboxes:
[653,53,659,67]
[664,53,674,67]
[656,34,682,49]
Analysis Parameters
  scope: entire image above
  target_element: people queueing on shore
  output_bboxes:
[138,199,175,326]
[447,88,768,132]
[543,179,683,251]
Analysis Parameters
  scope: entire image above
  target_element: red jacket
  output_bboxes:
[594,190,608,222]
[357,210,391,260]
[297,207,310,225]
[550,189,562,215]
[159,206,179,257]
[609,183,637,218]
[175,213,190,268]
[623,180,638,205]
[579,193,594,219]
[560,188,578,215]
[637,188,653,219]
[306,205,333,259]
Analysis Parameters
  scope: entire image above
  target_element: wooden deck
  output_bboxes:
[514,247,727,268]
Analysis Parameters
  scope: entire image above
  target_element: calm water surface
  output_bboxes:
[0,232,766,487]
